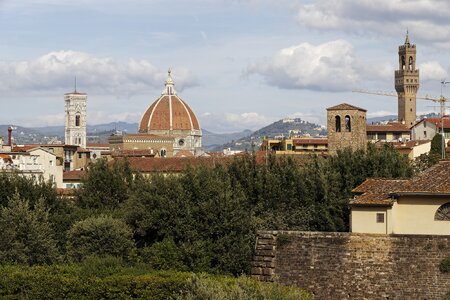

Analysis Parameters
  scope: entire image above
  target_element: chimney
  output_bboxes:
[7,127,12,146]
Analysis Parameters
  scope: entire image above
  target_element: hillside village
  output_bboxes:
[1,30,450,298]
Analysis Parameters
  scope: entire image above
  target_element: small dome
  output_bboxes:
[139,70,200,133]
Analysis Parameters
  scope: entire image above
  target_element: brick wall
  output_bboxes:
[252,231,450,299]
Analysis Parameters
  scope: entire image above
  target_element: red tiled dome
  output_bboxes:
[139,71,200,133]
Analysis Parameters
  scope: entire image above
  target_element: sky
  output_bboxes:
[1,0,450,133]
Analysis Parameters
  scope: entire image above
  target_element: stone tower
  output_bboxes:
[395,31,419,127]
[64,89,87,148]
[327,103,367,155]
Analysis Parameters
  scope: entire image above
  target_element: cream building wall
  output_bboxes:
[351,197,450,235]
[28,148,63,188]
[411,121,437,140]
[351,207,392,234]
[392,197,450,235]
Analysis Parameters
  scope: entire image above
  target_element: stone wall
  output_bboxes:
[252,231,450,299]
[326,108,367,156]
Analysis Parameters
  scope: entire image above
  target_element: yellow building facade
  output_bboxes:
[350,161,450,235]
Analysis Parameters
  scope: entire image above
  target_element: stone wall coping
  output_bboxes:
[256,230,450,239]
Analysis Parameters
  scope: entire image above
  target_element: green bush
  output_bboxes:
[0,264,312,300]
[67,215,135,262]
[177,274,313,300]
[440,257,450,273]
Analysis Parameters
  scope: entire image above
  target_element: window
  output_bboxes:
[75,115,81,127]
[345,115,351,132]
[409,56,413,71]
[160,149,167,157]
[376,213,385,223]
[424,131,427,138]
[78,153,82,159]
[378,133,386,140]
[49,160,53,166]
[335,116,341,132]
[435,202,450,221]
[401,56,405,70]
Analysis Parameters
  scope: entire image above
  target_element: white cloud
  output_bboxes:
[200,112,276,133]
[419,61,448,81]
[247,39,391,92]
[0,51,198,96]
[367,110,396,118]
[297,0,450,45]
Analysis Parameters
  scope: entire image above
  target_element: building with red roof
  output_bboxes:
[350,160,450,235]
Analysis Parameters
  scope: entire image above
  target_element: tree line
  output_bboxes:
[0,144,416,275]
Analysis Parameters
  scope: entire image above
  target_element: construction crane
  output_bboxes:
[353,81,450,159]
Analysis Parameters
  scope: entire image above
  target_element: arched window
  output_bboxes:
[345,115,351,132]
[401,56,405,71]
[75,114,81,127]
[335,115,341,132]
[160,149,167,157]
[408,56,413,71]
[435,202,450,221]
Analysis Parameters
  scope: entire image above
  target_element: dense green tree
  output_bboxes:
[124,165,256,275]
[431,133,444,157]
[76,158,136,209]
[0,193,60,265]
[67,215,135,262]
[0,173,56,208]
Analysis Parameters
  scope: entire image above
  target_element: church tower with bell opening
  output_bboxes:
[395,31,420,126]
[64,81,87,149]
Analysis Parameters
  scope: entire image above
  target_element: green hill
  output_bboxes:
[216,118,326,151]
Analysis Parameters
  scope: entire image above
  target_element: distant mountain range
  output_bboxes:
[0,122,251,149]
[1,112,441,150]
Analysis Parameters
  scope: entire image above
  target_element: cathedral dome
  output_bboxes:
[139,70,200,133]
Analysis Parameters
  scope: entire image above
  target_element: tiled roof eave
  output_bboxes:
[390,192,450,197]
[349,202,394,207]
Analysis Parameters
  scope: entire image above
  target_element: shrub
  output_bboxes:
[0,264,312,300]
[140,238,187,271]
[440,257,450,273]
[177,274,313,300]
[67,215,135,261]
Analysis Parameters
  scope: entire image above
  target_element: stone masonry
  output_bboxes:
[252,231,450,299]
[327,103,367,156]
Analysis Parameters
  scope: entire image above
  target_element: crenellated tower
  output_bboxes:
[395,31,419,126]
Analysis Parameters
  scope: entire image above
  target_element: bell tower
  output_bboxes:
[64,82,87,148]
[395,31,419,126]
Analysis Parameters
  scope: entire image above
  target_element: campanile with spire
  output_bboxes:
[64,80,87,148]
[395,31,420,126]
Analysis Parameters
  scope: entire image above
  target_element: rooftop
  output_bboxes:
[366,122,411,133]
[351,161,450,206]
[326,103,367,112]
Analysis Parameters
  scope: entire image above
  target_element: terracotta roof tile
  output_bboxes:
[292,138,328,146]
[350,193,394,206]
[63,170,86,181]
[326,103,367,112]
[352,161,450,206]
[366,122,411,132]
[397,161,450,193]
[417,116,450,129]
